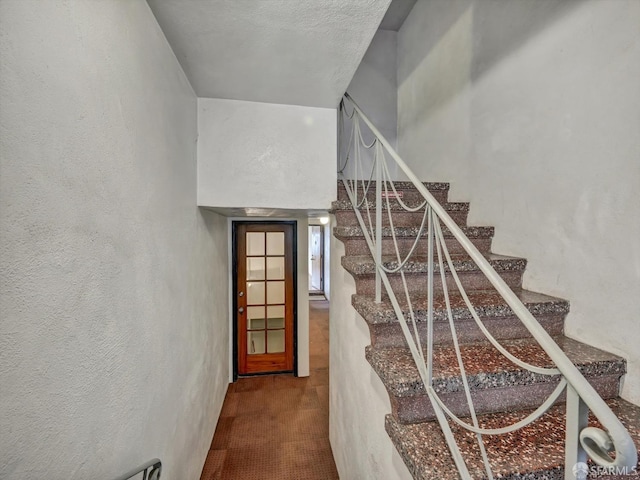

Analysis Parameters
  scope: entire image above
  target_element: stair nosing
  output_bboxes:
[352,290,569,324]
[331,199,469,212]
[338,181,450,191]
[341,253,527,276]
[334,225,495,239]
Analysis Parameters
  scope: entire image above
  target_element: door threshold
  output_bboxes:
[237,370,295,378]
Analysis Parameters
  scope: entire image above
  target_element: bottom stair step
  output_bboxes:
[386,398,640,480]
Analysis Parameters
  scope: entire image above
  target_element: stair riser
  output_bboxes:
[389,374,621,425]
[341,236,493,257]
[351,271,524,296]
[334,210,468,228]
[337,188,448,205]
[368,315,565,348]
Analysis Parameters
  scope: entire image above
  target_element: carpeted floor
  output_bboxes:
[200,300,338,480]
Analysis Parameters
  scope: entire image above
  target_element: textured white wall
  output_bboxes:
[329,230,413,480]
[197,98,337,210]
[347,29,398,148]
[342,29,400,179]
[323,220,332,301]
[0,1,229,479]
[297,219,311,376]
[398,0,640,403]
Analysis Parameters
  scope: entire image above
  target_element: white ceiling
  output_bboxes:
[147,0,392,108]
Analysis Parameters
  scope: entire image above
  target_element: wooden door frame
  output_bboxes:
[232,220,298,380]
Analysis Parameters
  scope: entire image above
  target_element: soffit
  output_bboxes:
[147,0,392,107]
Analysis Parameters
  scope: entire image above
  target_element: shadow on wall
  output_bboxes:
[398,0,588,119]
[200,207,220,237]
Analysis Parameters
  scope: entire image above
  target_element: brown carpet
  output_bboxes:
[200,300,339,480]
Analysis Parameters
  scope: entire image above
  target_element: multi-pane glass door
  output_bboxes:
[235,223,295,375]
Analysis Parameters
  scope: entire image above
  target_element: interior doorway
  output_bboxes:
[308,225,324,295]
[233,222,296,376]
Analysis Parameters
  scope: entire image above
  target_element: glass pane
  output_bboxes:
[266,232,285,256]
[266,281,285,304]
[267,330,285,353]
[248,331,265,354]
[247,282,265,305]
[267,305,285,329]
[246,232,265,256]
[267,317,285,329]
[266,257,285,280]
[247,257,265,280]
[247,306,265,330]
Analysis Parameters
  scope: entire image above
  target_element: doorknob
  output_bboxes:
[238,307,244,314]
[239,291,244,297]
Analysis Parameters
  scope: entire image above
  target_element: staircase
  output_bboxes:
[331,180,640,479]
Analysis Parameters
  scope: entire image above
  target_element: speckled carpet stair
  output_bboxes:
[366,337,624,424]
[332,180,640,479]
[351,290,568,348]
[386,398,640,480]
[341,253,527,295]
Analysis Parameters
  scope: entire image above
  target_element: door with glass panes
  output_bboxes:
[235,222,295,375]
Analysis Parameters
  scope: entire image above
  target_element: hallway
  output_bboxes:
[200,300,338,480]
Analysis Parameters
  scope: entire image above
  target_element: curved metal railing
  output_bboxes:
[338,92,637,479]
[113,458,161,480]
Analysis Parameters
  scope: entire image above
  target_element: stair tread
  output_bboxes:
[366,336,625,397]
[385,398,640,480]
[341,253,527,275]
[352,289,569,325]
[338,181,449,191]
[331,199,469,212]
[334,225,495,239]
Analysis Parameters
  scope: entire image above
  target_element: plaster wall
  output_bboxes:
[347,29,398,149]
[329,227,413,480]
[0,1,229,478]
[297,218,311,377]
[398,0,640,403]
[197,98,337,210]
[323,220,332,301]
[342,28,400,179]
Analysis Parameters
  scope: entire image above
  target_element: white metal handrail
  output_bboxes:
[113,459,161,480]
[339,92,637,479]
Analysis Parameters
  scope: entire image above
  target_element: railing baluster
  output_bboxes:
[375,143,382,303]
[565,384,589,480]
[426,206,434,384]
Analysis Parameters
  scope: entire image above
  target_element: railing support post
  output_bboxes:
[426,206,434,384]
[375,149,382,303]
[565,384,588,480]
